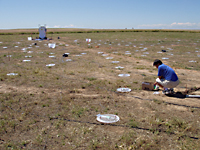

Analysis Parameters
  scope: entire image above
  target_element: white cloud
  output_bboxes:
[170,22,196,27]
[54,25,61,28]
[138,22,200,29]
[52,24,75,28]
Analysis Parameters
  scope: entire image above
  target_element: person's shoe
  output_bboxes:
[162,88,170,94]
[169,88,174,94]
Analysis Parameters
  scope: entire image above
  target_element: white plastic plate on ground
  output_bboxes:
[21,48,27,51]
[3,47,7,49]
[81,53,87,55]
[49,56,55,58]
[118,74,130,77]
[7,73,18,76]
[23,60,31,62]
[112,61,119,63]
[25,56,32,58]
[117,88,131,93]
[102,54,108,56]
[96,114,119,123]
[106,57,113,59]
[162,57,169,60]
[66,59,72,62]
[189,60,196,62]
[98,52,104,54]
[115,66,124,69]
[48,43,56,48]
[46,64,55,66]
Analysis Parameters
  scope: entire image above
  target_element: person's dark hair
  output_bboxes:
[153,59,162,66]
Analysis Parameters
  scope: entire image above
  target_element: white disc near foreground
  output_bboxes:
[96,114,120,123]
[118,74,130,77]
[117,88,131,93]
[23,60,31,62]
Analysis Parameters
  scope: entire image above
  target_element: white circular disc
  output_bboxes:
[162,57,169,59]
[46,64,55,66]
[66,59,72,62]
[117,88,131,93]
[118,74,130,77]
[106,57,113,59]
[115,66,124,69]
[96,114,119,123]
[7,73,18,76]
[112,61,119,63]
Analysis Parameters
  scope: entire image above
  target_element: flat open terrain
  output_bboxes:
[0,30,200,149]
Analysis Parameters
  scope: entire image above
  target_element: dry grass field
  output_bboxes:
[0,29,200,149]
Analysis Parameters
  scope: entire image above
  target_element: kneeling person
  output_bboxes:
[153,59,179,94]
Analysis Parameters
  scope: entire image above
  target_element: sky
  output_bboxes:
[0,0,200,29]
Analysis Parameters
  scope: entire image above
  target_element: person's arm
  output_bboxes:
[154,76,164,85]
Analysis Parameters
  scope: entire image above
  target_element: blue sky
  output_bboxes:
[0,0,200,29]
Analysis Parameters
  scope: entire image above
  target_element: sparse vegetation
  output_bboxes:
[0,29,200,149]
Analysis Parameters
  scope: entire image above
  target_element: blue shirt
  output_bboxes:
[158,64,178,81]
